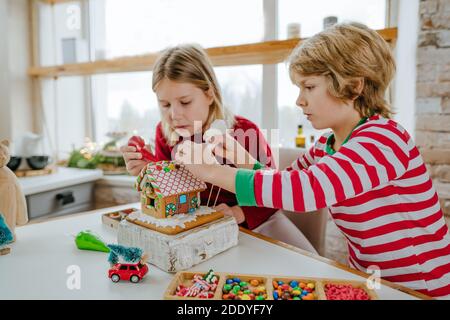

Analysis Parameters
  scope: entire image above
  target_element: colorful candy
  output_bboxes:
[324,284,371,300]
[222,278,267,300]
[175,271,219,299]
[272,280,318,300]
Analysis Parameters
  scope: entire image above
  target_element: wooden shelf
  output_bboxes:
[28,27,397,78]
[39,0,82,4]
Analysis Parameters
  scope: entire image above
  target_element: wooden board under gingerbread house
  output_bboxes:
[125,208,224,235]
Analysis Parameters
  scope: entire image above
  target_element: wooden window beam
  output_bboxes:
[28,27,397,78]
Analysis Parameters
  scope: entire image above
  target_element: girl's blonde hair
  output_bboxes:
[288,22,396,118]
[152,44,234,145]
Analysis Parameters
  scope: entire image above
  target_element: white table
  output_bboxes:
[0,203,426,300]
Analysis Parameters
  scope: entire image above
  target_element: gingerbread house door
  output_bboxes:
[177,194,189,213]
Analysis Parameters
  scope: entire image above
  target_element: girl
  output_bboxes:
[175,24,450,298]
[121,44,316,252]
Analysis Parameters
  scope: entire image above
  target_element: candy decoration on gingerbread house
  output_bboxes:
[136,161,207,219]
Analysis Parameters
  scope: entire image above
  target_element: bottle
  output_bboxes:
[323,16,338,30]
[295,125,306,148]
[308,135,315,148]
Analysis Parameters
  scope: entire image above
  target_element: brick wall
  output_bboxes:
[416,0,450,226]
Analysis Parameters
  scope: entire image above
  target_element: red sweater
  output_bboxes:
[147,115,277,229]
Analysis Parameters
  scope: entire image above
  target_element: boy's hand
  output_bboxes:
[120,145,151,176]
[174,141,219,181]
[175,140,239,194]
[207,133,257,169]
[214,203,245,224]
[174,140,219,165]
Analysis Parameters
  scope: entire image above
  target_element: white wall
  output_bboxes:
[0,0,12,143]
[393,0,420,138]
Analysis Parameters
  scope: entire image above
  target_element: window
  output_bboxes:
[91,72,158,146]
[277,0,388,147]
[216,65,263,127]
[40,76,89,159]
[179,195,187,204]
[119,265,128,270]
[129,266,137,271]
[88,0,264,146]
[37,1,91,159]
[90,0,264,59]
[278,0,386,40]
[35,0,390,158]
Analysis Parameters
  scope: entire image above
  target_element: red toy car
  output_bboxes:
[108,262,149,283]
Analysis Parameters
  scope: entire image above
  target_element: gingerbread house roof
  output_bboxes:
[135,161,207,199]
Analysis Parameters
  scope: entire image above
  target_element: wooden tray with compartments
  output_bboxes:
[164,271,379,300]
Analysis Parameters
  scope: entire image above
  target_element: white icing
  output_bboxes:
[127,206,216,229]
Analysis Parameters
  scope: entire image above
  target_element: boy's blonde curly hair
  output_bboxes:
[288,22,396,119]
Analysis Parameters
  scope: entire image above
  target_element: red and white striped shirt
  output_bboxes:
[236,115,450,298]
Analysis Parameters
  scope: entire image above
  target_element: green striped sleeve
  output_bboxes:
[235,169,257,206]
[252,161,264,170]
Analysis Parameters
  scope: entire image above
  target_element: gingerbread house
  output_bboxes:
[135,161,207,219]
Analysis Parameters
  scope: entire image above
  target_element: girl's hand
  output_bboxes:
[214,203,245,224]
[207,133,257,169]
[120,145,151,176]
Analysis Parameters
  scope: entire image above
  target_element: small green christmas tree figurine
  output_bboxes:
[107,244,143,266]
[0,213,14,255]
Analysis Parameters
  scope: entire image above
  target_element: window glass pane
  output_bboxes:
[216,65,263,128]
[91,0,264,59]
[91,66,263,147]
[91,72,159,146]
[277,0,387,148]
[278,0,386,39]
[179,195,187,204]
[38,1,90,66]
[40,77,88,160]
[89,1,264,147]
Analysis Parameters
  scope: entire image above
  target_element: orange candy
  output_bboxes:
[272,281,279,289]
[302,293,315,300]
[250,279,260,287]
